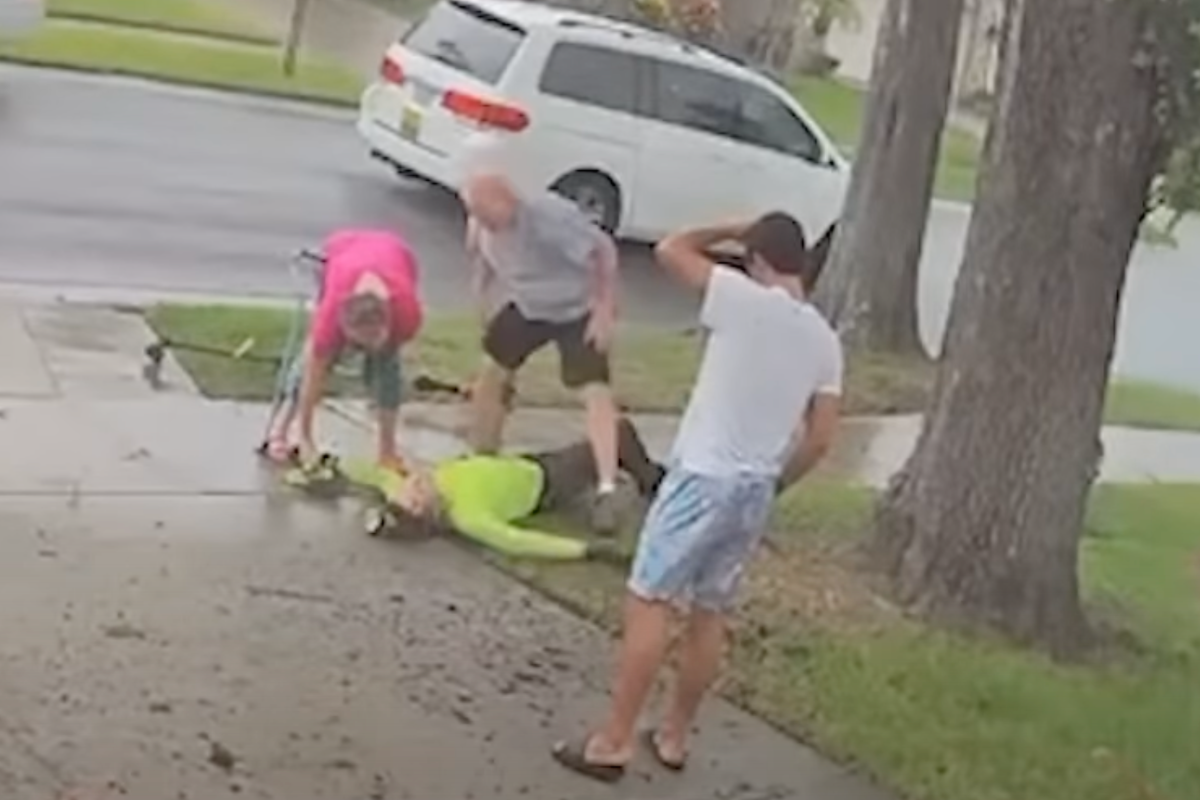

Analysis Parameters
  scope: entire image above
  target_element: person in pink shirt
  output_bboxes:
[264,228,423,469]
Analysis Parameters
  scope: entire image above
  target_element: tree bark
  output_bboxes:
[814,0,965,356]
[873,0,1168,657]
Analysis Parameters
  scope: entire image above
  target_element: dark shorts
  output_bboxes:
[483,303,610,389]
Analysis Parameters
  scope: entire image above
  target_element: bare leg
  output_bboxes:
[582,383,619,486]
[657,606,726,762]
[616,418,666,498]
[585,593,673,763]
[265,352,304,451]
[377,406,399,461]
[468,358,512,454]
[268,399,298,441]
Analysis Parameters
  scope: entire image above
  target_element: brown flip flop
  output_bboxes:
[551,736,627,783]
[641,729,687,771]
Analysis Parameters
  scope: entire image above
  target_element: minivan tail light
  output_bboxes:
[441,89,529,132]
[380,55,405,85]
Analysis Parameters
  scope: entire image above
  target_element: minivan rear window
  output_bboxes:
[402,0,526,85]
[539,42,642,115]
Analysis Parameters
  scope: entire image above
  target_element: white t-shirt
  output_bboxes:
[671,266,843,478]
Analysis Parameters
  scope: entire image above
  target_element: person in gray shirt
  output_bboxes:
[461,172,623,535]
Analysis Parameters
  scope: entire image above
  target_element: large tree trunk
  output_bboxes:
[814,0,965,355]
[873,0,1168,657]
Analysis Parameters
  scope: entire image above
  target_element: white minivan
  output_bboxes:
[357,0,848,241]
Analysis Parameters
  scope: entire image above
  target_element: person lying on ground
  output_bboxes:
[459,169,623,537]
[379,418,666,562]
[264,229,423,470]
[551,212,843,782]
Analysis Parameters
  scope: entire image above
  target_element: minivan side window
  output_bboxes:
[651,60,743,139]
[539,42,640,115]
[402,0,526,85]
[737,84,824,163]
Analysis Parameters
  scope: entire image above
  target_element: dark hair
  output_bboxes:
[389,505,444,540]
[339,292,389,332]
[741,212,808,278]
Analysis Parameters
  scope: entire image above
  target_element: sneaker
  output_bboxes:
[590,491,620,538]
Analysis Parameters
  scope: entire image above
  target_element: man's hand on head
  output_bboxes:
[655,219,756,291]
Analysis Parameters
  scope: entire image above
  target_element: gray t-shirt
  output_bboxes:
[480,191,605,323]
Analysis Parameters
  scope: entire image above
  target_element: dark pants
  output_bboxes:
[483,303,610,388]
[529,418,665,513]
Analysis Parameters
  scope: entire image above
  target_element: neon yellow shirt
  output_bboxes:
[433,456,588,561]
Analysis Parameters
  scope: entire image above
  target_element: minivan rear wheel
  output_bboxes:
[551,171,620,234]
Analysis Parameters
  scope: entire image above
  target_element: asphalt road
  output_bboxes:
[0,65,697,324]
[2,65,1198,390]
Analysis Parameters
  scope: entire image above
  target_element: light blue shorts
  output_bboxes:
[628,468,775,612]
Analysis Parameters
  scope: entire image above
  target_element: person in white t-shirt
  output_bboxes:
[552,213,843,782]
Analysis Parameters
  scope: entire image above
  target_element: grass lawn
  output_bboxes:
[1104,380,1200,432]
[146,303,1200,433]
[143,303,932,417]
[361,0,436,15]
[794,76,982,203]
[0,20,362,105]
[47,0,269,40]
[502,481,1200,800]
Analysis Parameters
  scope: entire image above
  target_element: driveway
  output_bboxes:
[0,302,889,800]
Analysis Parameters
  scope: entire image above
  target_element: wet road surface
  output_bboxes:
[2,64,1199,391]
[0,65,697,325]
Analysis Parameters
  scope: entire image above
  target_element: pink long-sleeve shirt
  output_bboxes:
[310,229,423,359]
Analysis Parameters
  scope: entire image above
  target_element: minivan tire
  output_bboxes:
[551,171,621,234]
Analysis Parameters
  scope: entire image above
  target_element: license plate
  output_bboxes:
[400,105,423,140]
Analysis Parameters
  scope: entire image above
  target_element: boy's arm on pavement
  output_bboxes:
[448,507,590,561]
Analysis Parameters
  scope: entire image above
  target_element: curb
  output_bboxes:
[0,56,359,111]
[46,12,281,47]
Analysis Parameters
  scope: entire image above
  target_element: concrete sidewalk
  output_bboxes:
[0,305,895,797]
[332,399,1200,488]
[236,0,408,77]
